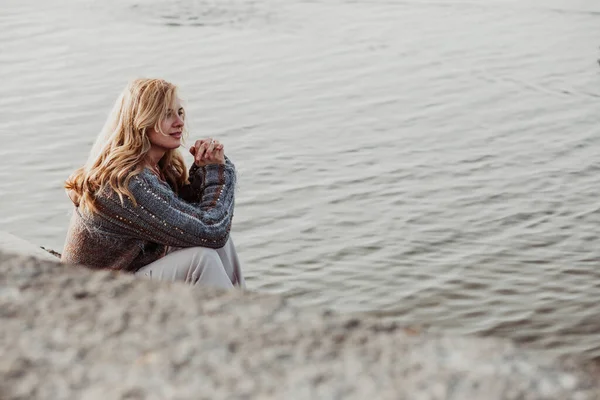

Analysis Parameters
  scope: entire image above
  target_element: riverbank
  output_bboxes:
[0,231,599,399]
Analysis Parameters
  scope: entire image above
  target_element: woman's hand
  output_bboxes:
[189,138,225,166]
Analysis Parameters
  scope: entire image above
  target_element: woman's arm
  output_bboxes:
[178,156,235,204]
[178,163,203,203]
[94,161,236,249]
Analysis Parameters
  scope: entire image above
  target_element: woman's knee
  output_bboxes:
[187,246,222,267]
[183,247,230,284]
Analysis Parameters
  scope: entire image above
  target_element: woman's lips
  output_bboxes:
[170,133,182,139]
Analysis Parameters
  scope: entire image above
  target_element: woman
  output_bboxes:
[61,78,244,289]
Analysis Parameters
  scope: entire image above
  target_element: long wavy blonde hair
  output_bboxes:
[65,78,189,213]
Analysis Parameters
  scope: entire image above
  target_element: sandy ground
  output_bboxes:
[1,240,599,400]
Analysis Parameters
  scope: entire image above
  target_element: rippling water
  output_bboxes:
[1,0,599,359]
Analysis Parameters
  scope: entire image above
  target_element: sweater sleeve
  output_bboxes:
[94,161,236,249]
[178,156,235,204]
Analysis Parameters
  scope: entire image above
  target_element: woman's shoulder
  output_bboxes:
[92,169,170,202]
[128,168,174,195]
[133,168,156,183]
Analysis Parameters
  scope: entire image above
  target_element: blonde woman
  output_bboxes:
[61,78,244,289]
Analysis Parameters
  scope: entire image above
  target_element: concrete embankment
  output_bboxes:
[0,231,599,399]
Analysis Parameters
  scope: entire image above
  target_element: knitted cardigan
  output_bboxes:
[61,157,236,272]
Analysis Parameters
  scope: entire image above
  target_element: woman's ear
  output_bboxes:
[66,189,80,207]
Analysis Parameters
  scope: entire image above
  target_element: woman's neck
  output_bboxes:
[145,147,166,169]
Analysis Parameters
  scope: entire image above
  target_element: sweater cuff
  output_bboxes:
[203,161,235,187]
[188,157,235,188]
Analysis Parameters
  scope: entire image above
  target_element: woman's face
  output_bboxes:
[147,97,185,152]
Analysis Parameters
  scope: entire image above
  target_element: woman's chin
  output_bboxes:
[169,139,182,149]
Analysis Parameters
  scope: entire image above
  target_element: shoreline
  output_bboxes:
[1,230,599,399]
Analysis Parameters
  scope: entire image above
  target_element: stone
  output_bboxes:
[0,235,599,399]
[0,231,59,262]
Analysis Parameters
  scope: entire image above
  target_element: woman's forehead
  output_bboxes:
[170,97,183,109]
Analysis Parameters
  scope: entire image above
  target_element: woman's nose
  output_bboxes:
[174,115,184,127]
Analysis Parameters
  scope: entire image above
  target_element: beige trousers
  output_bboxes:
[135,238,245,290]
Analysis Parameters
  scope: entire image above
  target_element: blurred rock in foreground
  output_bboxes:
[1,245,599,399]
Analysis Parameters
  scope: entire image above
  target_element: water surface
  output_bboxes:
[1,0,599,359]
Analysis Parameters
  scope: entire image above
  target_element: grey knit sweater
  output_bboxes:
[61,157,236,272]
